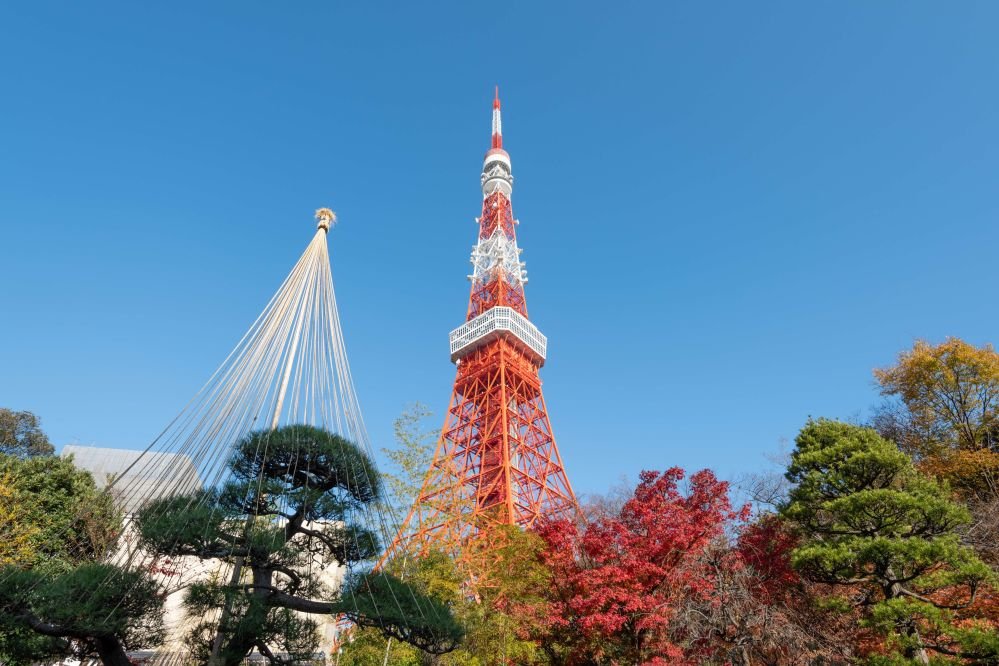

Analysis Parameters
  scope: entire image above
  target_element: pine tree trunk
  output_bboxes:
[221,565,274,666]
[94,636,133,666]
[904,624,930,665]
[885,567,929,664]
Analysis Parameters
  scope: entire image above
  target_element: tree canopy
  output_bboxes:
[0,409,54,458]
[875,338,999,452]
[11,346,999,664]
[531,468,748,664]
[0,453,119,566]
[781,419,999,663]
[875,338,999,495]
[0,564,164,666]
[135,424,461,665]
[381,402,439,528]
[874,338,999,572]
[0,451,149,666]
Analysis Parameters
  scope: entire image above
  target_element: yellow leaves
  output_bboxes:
[919,449,999,496]
[875,337,999,451]
[876,338,999,398]
[0,471,40,567]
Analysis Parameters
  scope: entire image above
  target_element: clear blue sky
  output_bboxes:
[2,2,998,497]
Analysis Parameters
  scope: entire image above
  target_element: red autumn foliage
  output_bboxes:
[525,472,862,665]
[532,468,748,664]
[736,514,801,604]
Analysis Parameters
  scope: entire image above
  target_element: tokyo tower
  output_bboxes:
[392,89,576,564]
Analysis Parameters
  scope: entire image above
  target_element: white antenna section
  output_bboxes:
[492,104,502,139]
[468,228,527,285]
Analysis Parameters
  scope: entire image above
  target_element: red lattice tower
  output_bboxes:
[390,89,576,567]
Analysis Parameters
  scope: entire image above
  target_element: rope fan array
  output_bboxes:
[0,210,459,666]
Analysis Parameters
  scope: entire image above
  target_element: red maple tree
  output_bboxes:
[524,472,865,665]
[531,468,748,664]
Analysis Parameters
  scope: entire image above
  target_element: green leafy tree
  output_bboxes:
[0,453,119,566]
[337,628,423,666]
[343,406,548,665]
[135,425,461,666]
[781,419,999,663]
[340,551,468,666]
[340,551,460,666]
[460,526,551,665]
[382,403,439,530]
[341,529,551,666]
[0,452,143,666]
[0,408,54,458]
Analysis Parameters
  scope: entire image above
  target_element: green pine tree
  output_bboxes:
[781,419,999,663]
[135,425,461,665]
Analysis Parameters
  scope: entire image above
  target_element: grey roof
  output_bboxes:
[62,445,202,514]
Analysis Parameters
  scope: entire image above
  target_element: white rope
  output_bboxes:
[0,221,437,664]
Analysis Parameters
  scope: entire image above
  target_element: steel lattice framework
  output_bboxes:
[390,90,576,568]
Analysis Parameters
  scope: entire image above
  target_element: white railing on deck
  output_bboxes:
[449,306,547,364]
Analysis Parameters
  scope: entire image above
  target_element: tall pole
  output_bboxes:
[209,208,336,665]
[270,208,335,430]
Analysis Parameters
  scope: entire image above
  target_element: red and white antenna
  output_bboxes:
[491,85,503,149]
[482,86,513,199]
